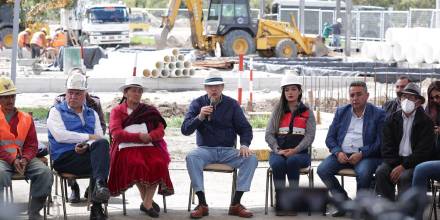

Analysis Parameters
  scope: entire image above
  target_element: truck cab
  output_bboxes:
[82,5,130,47]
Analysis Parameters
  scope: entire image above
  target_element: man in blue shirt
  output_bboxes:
[317,81,385,217]
[182,71,257,219]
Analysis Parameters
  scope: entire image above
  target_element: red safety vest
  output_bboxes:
[0,110,32,159]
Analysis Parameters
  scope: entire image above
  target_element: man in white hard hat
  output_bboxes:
[317,81,385,217]
[53,68,107,204]
[181,71,257,218]
[331,18,343,47]
[47,73,110,220]
[0,77,53,220]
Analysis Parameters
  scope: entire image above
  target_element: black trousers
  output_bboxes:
[53,139,110,182]
[31,44,41,58]
[375,163,414,201]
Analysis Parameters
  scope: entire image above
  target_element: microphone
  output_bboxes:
[208,97,218,121]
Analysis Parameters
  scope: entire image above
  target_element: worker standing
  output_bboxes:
[331,18,342,47]
[30,28,48,58]
[52,27,67,49]
[18,28,32,58]
[322,22,332,44]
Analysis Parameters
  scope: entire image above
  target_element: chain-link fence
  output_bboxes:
[278,8,440,43]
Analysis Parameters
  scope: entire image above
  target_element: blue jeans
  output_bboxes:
[0,158,53,198]
[332,35,341,47]
[186,146,258,192]
[412,160,440,193]
[269,152,310,190]
[317,154,381,198]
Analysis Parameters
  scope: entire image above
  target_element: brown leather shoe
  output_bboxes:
[190,204,209,219]
[228,204,253,218]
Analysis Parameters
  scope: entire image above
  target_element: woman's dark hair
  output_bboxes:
[119,87,130,104]
[426,81,440,124]
[270,84,302,132]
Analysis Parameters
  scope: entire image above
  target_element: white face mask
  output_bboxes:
[401,98,416,114]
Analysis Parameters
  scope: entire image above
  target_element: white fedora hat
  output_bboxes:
[202,71,224,85]
[119,77,146,91]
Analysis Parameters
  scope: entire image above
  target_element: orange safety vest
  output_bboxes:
[0,110,32,159]
[52,31,66,47]
[18,31,30,48]
[30,31,46,48]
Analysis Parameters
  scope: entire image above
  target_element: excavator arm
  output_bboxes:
[159,0,205,49]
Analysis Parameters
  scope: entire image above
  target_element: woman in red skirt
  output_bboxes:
[108,77,174,218]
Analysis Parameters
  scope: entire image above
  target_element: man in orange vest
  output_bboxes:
[30,28,47,58]
[52,27,67,48]
[0,77,53,219]
[18,28,32,58]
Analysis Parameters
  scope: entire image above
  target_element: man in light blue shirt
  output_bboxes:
[317,81,385,217]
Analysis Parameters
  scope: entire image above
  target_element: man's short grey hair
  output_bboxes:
[350,81,368,93]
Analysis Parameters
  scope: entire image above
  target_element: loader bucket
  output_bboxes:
[312,37,329,57]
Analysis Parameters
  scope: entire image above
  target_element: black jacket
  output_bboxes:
[381,107,435,169]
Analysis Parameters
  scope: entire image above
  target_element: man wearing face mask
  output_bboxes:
[382,76,411,117]
[375,83,434,201]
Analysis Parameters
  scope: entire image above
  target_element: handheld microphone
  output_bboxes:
[208,97,218,121]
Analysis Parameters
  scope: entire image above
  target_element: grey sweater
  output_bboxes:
[265,105,316,153]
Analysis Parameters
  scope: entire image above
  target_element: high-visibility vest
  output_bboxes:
[52,31,66,47]
[18,31,30,48]
[0,110,32,159]
[30,31,46,48]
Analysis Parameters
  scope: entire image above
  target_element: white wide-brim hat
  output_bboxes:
[202,71,224,85]
[119,77,147,91]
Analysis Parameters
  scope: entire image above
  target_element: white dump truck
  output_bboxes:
[61,1,130,47]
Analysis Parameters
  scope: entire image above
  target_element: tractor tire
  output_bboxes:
[257,49,274,57]
[0,27,13,48]
[275,39,298,58]
[222,30,255,57]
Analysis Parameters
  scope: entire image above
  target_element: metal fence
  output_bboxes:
[278,8,440,42]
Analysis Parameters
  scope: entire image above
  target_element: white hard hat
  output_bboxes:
[119,76,146,91]
[280,72,302,88]
[66,72,87,90]
[337,18,342,23]
[202,71,224,85]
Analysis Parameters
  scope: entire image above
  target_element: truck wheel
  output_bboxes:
[275,39,297,58]
[257,49,274,57]
[222,30,255,57]
[0,27,13,48]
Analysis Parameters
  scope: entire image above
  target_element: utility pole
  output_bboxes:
[299,0,305,33]
[345,0,352,57]
[11,0,21,83]
[336,0,341,21]
[259,0,265,19]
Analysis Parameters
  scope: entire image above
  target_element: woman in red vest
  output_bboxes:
[265,72,316,216]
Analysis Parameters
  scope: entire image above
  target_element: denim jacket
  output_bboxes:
[325,103,385,158]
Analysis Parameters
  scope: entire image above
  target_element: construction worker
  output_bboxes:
[18,28,32,58]
[30,28,48,58]
[44,35,57,61]
[322,22,332,44]
[0,77,53,219]
[331,18,343,47]
[52,27,67,48]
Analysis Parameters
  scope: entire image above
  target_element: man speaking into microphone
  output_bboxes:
[181,71,257,218]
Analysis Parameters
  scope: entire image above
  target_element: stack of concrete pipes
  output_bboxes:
[361,28,440,64]
[142,48,195,78]
[93,48,195,78]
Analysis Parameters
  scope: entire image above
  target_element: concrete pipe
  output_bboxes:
[420,43,435,64]
[392,43,406,62]
[151,69,160,78]
[406,45,424,64]
[167,62,176,70]
[172,48,180,56]
[170,56,177,62]
[184,61,192,68]
[155,61,164,69]
[171,69,182,77]
[177,54,185,61]
[434,45,440,64]
[380,42,394,62]
[182,68,190,77]
[160,69,170,78]
[164,55,171,63]
[189,69,195,76]
[143,69,151,78]
[176,61,184,69]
